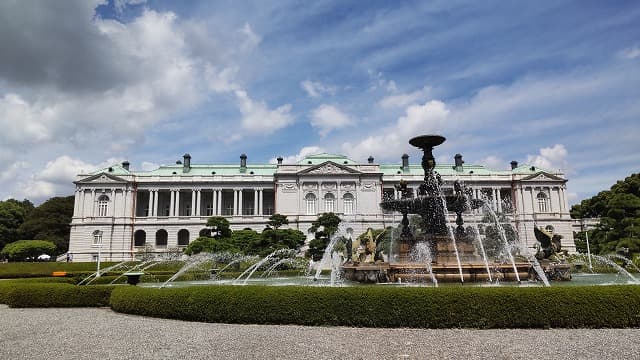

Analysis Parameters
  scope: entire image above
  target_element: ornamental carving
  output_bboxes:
[322,182,337,190]
[307,163,352,174]
[281,183,297,192]
[361,182,376,192]
[341,182,355,190]
[302,182,318,190]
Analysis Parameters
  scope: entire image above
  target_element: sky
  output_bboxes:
[0,0,638,205]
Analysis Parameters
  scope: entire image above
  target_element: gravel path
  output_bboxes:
[1,304,639,360]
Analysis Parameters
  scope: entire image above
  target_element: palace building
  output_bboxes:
[68,152,574,262]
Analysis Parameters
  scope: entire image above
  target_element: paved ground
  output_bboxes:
[1,305,639,360]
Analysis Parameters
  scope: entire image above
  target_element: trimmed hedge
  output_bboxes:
[0,262,123,279]
[4,283,114,308]
[0,277,77,304]
[110,285,640,328]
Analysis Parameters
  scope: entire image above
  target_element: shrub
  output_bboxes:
[110,285,640,328]
[5,283,114,307]
[1,240,56,261]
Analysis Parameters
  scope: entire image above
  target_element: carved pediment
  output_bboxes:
[75,173,128,185]
[299,161,360,175]
[521,172,565,182]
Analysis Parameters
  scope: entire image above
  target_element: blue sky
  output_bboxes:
[0,0,638,205]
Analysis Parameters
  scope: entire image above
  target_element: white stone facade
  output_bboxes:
[68,153,574,262]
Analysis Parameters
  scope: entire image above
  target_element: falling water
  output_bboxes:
[261,258,295,278]
[607,254,640,274]
[472,226,493,283]
[460,190,492,283]
[438,192,464,283]
[235,249,296,285]
[591,255,640,284]
[313,223,350,282]
[481,203,521,283]
[108,260,156,284]
[160,253,215,288]
[410,242,438,286]
[78,261,132,286]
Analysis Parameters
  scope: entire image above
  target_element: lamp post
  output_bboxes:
[95,231,103,278]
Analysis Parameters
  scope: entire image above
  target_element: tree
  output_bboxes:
[0,199,34,251]
[306,212,342,261]
[183,237,240,256]
[255,228,306,256]
[267,214,289,230]
[571,173,640,258]
[206,217,232,238]
[19,196,74,254]
[1,240,56,261]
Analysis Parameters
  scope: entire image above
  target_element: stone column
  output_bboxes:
[175,190,181,216]
[254,189,259,215]
[496,188,502,213]
[233,190,238,216]
[212,190,217,215]
[195,189,201,217]
[169,190,175,217]
[238,189,243,216]
[216,190,222,216]
[73,188,80,217]
[191,189,197,217]
[91,189,96,217]
[147,190,153,217]
[258,189,263,216]
[152,190,158,217]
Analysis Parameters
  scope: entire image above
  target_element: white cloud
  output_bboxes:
[140,161,159,171]
[0,161,29,182]
[235,90,294,133]
[269,146,325,164]
[378,86,431,108]
[114,0,147,14]
[300,80,336,98]
[619,45,640,59]
[239,23,261,50]
[17,156,122,201]
[479,155,507,170]
[342,100,449,160]
[526,144,569,172]
[310,104,354,136]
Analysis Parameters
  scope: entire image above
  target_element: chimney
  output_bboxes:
[183,153,191,173]
[277,156,283,165]
[368,156,374,164]
[121,161,130,171]
[510,160,518,170]
[240,153,247,172]
[454,154,464,172]
[401,154,409,172]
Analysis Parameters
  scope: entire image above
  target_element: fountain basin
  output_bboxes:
[343,262,532,283]
[123,272,145,286]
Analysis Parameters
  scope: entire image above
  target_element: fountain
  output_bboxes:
[342,135,532,283]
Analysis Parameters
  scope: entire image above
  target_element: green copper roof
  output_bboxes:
[297,153,357,165]
[87,156,560,178]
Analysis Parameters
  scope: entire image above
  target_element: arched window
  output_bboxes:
[537,192,549,213]
[177,229,189,246]
[305,193,316,215]
[97,195,109,217]
[155,229,168,247]
[343,193,354,215]
[324,193,335,213]
[134,230,146,247]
